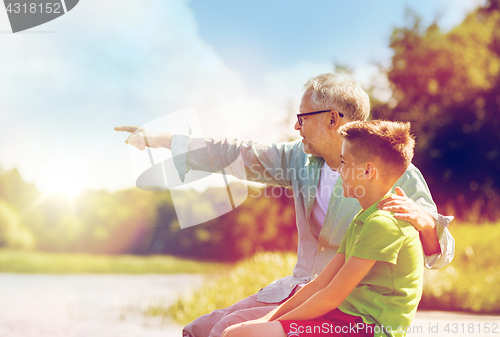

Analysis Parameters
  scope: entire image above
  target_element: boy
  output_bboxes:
[221,120,424,337]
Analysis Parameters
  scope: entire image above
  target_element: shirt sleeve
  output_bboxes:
[351,215,407,264]
[424,214,455,269]
[171,135,302,187]
[395,164,455,269]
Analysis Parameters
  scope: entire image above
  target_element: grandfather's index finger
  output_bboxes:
[114,126,140,133]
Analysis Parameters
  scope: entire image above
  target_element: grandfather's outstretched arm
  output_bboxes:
[115,126,173,151]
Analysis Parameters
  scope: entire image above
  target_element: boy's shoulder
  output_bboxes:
[363,209,417,238]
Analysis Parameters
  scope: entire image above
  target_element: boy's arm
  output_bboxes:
[272,256,376,321]
[264,253,346,322]
[274,213,409,321]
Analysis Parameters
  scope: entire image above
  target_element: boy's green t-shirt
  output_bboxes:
[337,195,424,337]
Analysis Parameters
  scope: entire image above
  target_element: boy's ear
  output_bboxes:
[365,162,378,180]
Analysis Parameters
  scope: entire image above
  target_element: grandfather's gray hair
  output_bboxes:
[303,73,370,121]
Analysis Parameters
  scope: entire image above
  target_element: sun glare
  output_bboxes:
[38,162,87,198]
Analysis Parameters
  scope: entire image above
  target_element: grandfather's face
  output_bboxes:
[295,91,330,156]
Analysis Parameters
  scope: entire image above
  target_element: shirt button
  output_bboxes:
[313,273,318,279]
[320,247,325,252]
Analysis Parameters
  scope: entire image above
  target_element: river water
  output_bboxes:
[0,273,204,337]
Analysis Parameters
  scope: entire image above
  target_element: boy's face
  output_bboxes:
[339,139,367,199]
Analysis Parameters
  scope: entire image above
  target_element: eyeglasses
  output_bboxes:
[296,110,344,126]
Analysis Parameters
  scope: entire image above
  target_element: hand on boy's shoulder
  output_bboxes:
[378,188,442,256]
[377,187,435,232]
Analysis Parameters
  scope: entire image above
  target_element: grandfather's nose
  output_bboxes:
[294,120,301,130]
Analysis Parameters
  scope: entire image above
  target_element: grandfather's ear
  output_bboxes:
[329,111,340,128]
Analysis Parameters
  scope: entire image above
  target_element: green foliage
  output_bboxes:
[0,168,37,249]
[0,249,229,274]
[420,222,500,313]
[0,167,297,259]
[148,252,296,324]
[0,168,39,211]
[373,2,500,221]
[150,185,297,261]
[0,200,34,249]
[75,189,157,254]
[21,188,158,254]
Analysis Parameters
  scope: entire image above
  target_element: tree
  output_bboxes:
[372,3,500,221]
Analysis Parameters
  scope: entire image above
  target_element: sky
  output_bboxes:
[0,0,483,195]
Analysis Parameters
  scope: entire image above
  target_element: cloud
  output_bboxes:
[0,0,295,192]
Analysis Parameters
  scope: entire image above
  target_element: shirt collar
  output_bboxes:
[305,154,324,167]
[354,194,393,225]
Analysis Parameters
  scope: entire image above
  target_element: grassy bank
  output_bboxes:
[158,223,500,324]
[419,222,500,313]
[0,250,229,274]
[148,252,296,323]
